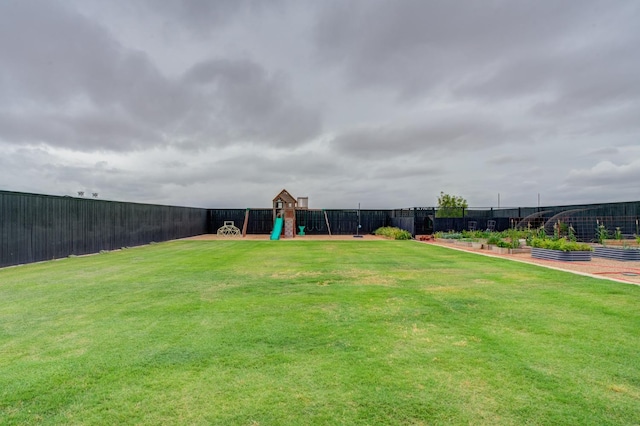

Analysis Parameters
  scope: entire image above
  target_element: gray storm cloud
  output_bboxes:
[1,0,638,208]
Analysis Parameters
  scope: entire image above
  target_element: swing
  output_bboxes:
[314,211,324,231]
[305,211,322,232]
[302,210,313,232]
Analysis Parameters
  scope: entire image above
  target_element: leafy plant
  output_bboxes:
[436,232,463,240]
[499,237,520,249]
[509,238,521,249]
[486,234,502,245]
[508,229,523,246]
[595,224,609,245]
[614,227,623,240]
[374,227,412,240]
[530,237,592,252]
[495,239,519,249]
[490,229,521,249]
[553,221,571,240]
[461,230,491,239]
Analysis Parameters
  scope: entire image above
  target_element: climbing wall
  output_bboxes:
[284,217,294,238]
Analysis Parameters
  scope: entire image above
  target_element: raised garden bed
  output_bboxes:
[435,238,457,244]
[531,248,592,262]
[593,246,640,261]
[602,240,639,248]
[492,246,510,255]
[454,240,473,247]
[492,246,531,255]
[510,247,531,254]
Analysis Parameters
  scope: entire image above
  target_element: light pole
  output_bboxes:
[354,202,362,238]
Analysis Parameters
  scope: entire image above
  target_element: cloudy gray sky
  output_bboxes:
[1,0,639,209]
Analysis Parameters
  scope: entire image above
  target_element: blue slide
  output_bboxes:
[270,217,283,240]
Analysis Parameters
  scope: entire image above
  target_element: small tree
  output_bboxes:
[436,192,468,218]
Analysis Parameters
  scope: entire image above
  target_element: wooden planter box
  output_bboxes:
[491,246,511,254]
[492,247,531,255]
[454,240,473,247]
[471,242,484,249]
[531,248,592,261]
[602,240,639,248]
[593,246,640,261]
[437,238,457,244]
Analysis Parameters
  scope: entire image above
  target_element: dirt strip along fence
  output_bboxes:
[0,191,207,268]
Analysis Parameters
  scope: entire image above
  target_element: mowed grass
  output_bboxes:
[1,241,639,425]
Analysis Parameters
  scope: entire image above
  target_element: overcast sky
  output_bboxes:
[1,1,639,209]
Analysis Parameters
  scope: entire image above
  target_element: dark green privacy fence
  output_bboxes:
[0,191,207,268]
[209,208,390,236]
[302,209,389,235]
[3,189,640,268]
[393,202,640,237]
[208,209,251,234]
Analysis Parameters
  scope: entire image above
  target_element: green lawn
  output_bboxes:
[1,240,639,425]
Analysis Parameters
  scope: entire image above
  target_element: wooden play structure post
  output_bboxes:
[242,208,249,237]
[273,189,297,238]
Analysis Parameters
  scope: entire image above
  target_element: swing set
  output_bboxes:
[298,209,331,236]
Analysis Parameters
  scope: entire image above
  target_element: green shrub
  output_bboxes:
[461,230,491,239]
[486,234,502,245]
[501,229,528,240]
[495,238,520,249]
[374,227,412,240]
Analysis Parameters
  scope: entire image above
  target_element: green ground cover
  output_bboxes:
[1,241,639,425]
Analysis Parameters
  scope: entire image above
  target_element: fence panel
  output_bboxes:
[246,209,274,234]
[390,217,415,235]
[434,217,511,233]
[0,191,208,268]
